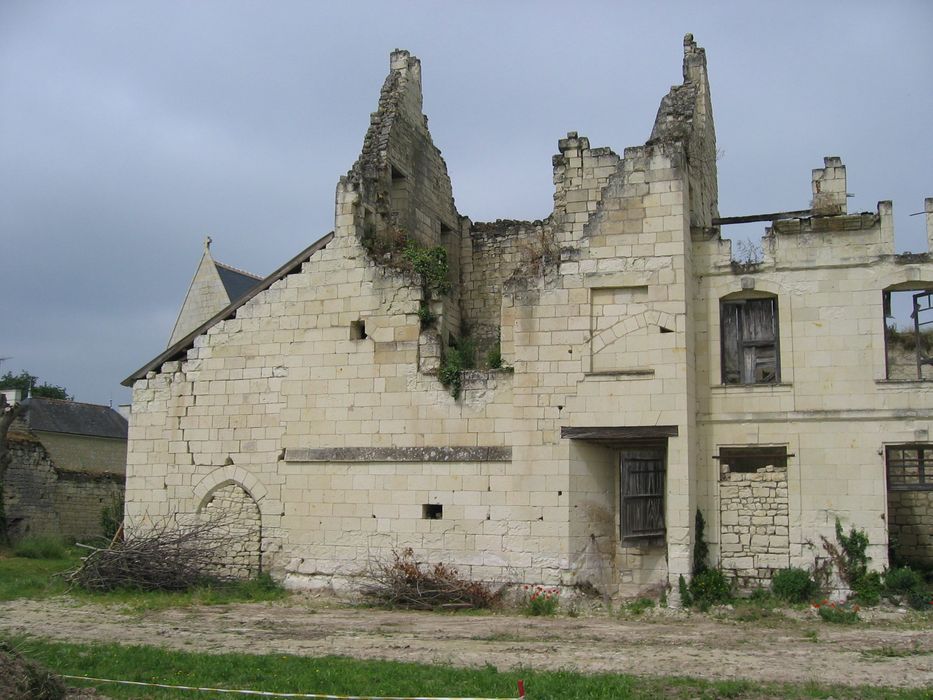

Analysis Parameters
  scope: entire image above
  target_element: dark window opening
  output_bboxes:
[350,320,367,340]
[883,289,933,380]
[721,297,779,384]
[620,448,665,540]
[718,446,788,478]
[422,503,443,519]
[886,444,932,491]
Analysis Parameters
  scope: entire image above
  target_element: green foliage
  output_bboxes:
[0,371,70,401]
[0,547,77,600]
[13,535,67,560]
[883,567,924,595]
[403,240,450,296]
[688,569,733,611]
[816,602,860,624]
[100,494,124,541]
[852,571,883,606]
[833,518,870,585]
[692,509,708,575]
[522,585,559,616]
[486,343,502,369]
[905,586,933,611]
[771,567,818,604]
[623,597,655,615]
[678,574,692,607]
[439,337,475,399]
[416,302,436,328]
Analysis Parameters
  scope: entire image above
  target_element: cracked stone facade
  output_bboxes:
[124,35,933,597]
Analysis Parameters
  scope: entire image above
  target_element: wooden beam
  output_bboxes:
[561,425,679,441]
[713,210,811,226]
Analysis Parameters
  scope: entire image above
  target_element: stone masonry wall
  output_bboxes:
[719,466,789,586]
[55,470,123,542]
[888,489,933,568]
[36,432,127,476]
[200,482,262,577]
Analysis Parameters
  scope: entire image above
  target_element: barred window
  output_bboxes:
[886,444,932,491]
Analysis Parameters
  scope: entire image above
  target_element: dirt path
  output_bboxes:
[1,596,931,690]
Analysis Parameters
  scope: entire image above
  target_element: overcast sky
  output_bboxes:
[1,1,930,406]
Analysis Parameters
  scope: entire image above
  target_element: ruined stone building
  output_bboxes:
[124,36,933,596]
[3,393,127,542]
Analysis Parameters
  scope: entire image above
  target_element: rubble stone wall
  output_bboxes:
[888,489,933,568]
[199,482,262,578]
[719,466,789,586]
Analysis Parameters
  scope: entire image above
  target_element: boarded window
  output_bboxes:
[886,445,932,491]
[721,298,779,384]
[719,446,788,478]
[620,449,665,540]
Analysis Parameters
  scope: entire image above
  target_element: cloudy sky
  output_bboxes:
[1,1,930,406]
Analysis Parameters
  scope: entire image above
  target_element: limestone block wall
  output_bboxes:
[888,489,933,568]
[35,432,127,476]
[719,466,789,586]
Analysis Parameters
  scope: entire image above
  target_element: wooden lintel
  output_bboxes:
[561,425,679,441]
[713,210,812,226]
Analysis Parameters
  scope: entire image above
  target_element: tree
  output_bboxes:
[0,370,71,401]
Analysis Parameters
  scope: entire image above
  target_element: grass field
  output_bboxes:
[6,635,930,700]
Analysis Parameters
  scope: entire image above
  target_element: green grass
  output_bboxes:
[13,534,69,559]
[4,636,930,700]
[0,547,77,600]
[0,548,285,610]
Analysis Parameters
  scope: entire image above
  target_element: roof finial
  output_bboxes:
[204,235,212,251]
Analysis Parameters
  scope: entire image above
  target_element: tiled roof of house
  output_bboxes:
[23,397,128,439]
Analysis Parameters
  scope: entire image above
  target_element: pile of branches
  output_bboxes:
[360,548,502,610]
[67,517,245,592]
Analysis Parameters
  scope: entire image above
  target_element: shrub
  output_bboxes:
[439,337,476,399]
[883,566,923,595]
[13,536,66,560]
[771,567,818,603]
[906,585,933,611]
[100,493,124,541]
[361,548,501,610]
[678,574,692,607]
[852,570,883,606]
[523,585,560,616]
[623,597,655,615]
[688,569,733,610]
[821,518,869,587]
[692,509,708,576]
[486,344,502,369]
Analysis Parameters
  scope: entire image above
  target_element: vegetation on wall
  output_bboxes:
[359,224,450,299]
[439,337,475,399]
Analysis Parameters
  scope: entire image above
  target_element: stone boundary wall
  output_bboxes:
[719,465,790,586]
[3,434,125,543]
[888,489,933,568]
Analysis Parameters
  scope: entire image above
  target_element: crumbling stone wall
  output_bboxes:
[888,490,933,568]
[34,432,127,476]
[719,466,789,586]
[3,434,123,542]
[199,482,262,577]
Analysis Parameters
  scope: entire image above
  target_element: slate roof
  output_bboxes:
[215,262,262,303]
[23,397,128,439]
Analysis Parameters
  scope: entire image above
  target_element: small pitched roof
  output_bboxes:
[23,397,128,439]
[215,262,262,303]
[124,232,334,386]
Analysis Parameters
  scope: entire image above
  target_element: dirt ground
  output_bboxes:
[0,596,931,691]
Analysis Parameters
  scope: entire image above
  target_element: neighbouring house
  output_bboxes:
[123,36,933,598]
[2,393,127,542]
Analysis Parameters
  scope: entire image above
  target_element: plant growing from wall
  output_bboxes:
[771,567,818,604]
[439,337,476,399]
[692,509,709,575]
[100,494,125,542]
[486,342,502,369]
[820,518,870,590]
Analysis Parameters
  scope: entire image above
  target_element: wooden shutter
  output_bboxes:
[620,449,665,539]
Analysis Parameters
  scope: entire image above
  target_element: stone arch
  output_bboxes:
[591,310,678,355]
[195,474,263,578]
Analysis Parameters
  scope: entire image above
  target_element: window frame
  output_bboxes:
[717,445,788,479]
[720,296,780,385]
[619,447,666,541]
[886,444,933,491]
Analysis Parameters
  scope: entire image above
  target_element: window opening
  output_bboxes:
[721,297,779,384]
[619,448,665,540]
[350,320,367,340]
[886,445,932,490]
[718,446,788,478]
[884,289,933,380]
[422,503,443,519]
